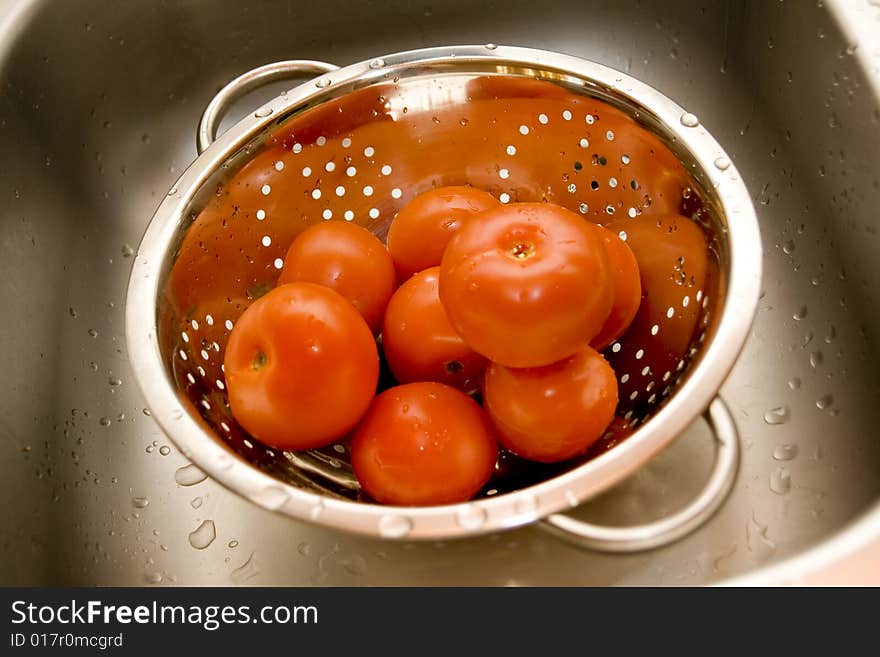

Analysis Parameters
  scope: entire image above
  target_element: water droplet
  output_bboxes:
[713,156,731,170]
[369,58,385,69]
[190,496,203,509]
[513,493,538,517]
[88,328,99,338]
[188,519,216,550]
[174,463,207,486]
[99,417,111,427]
[121,243,134,257]
[167,187,178,196]
[773,443,798,461]
[144,572,163,584]
[769,468,791,494]
[131,496,149,508]
[297,542,312,557]
[228,540,239,548]
[456,505,487,530]
[816,394,833,410]
[231,553,259,584]
[810,351,824,368]
[108,376,122,386]
[787,377,801,390]
[251,486,289,510]
[564,490,580,507]
[158,445,171,456]
[793,306,807,320]
[746,513,776,553]
[254,106,273,118]
[315,77,330,88]
[824,325,836,343]
[680,112,700,127]
[484,43,498,50]
[782,240,795,255]
[378,514,413,538]
[763,406,790,425]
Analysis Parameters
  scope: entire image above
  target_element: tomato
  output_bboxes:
[439,202,613,368]
[386,186,499,281]
[277,221,396,335]
[381,267,487,393]
[224,282,379,451]
[350,382,498,505]
[483,346,618,463]
[603,214,709,405]
[590,226,642,351]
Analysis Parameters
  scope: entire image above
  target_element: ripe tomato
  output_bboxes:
[350,382,498,506]
[224,282,379,451]
[590,226,642,351]
[386,186,499,281]
[483,346,618,463]
[278,221,396,334]
[439,202,613,368]
[381,267,487,393]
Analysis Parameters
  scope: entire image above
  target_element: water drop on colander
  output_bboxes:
[251,485,289,510]
[254,106,273,118]
[513,493,538,517]
[378,514,413,538]
[484,43,498,50]
[456,504,487,530]
[315,77,331,89]
[680,112,700,127]
[713,156,731,171]
[369,58,385,69]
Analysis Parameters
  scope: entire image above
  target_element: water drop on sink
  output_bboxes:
[769,468,791,495]
[713,156,731,170]
[763,405,790,425]
[188,520,216,550]
[254,107,273,118]
[810,351,824,368]
[121,244,134,257]
[231,553,259,584]
[456,504,487,530]
[793,305,807,320]
[680,112,700,127]
[782,240,795,255]
[564,490,580,507]
[190,496,202,509]
[144,572,163,584]
[174,463,207,486]
[228,540,239,548]
[787,377,801,390]
[369,58,385,69]
[158,445,171,456]
[773,443,798,461]
[378,514,412,538]
[824,325,836,343]
[816,394,833,410]
[297,542,312,557]
[108,376,122,386]
[131,496,149,508]
[99,417,111,427]
[167,187,178,196]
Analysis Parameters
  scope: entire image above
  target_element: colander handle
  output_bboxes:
[197,60,340,154]
[538,396,740,553]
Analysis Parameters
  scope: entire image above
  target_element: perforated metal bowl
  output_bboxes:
[126,45,761,550]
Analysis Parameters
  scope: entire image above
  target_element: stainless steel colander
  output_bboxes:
[125,45,761,551]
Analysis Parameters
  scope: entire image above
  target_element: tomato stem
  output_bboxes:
[507,241,536,260]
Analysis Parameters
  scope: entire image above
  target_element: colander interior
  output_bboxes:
[156,68,726,505]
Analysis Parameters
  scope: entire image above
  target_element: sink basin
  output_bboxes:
[2,0,879,585]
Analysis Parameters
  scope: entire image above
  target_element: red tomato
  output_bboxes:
[590,226,642,351]
[386,186,499,281]
[439,202,613,368]
[278,221,396,334]
[381,267,487,393]
[350,382,498,505]
[483,346,618,463]
[224,282,379,451]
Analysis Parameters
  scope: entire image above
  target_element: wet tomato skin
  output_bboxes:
[483,346,618,463]
[278,220,396,335]
[439,202,613,368]
[381,267,487,393]
[224,282,379,451]
[386,186,499,281]
[590,226,642,351]
[350,382,498,506]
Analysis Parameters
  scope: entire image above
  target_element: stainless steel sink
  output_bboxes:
[2,0,879,585]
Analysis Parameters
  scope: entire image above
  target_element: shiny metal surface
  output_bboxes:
[542,396,740,552]
[2,0,879,584]
[127,44,759,545]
